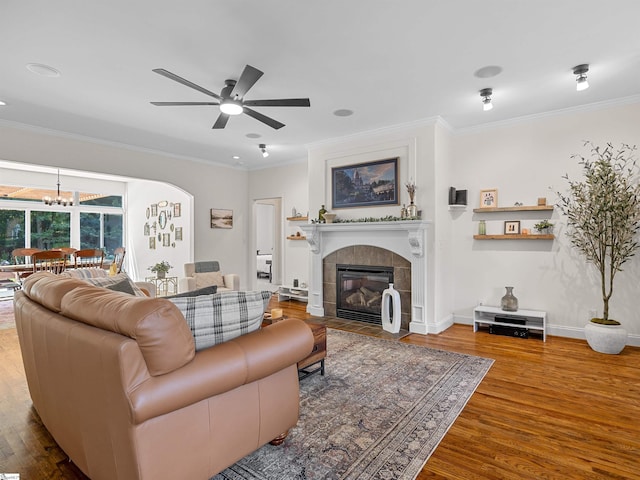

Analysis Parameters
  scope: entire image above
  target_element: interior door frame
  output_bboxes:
[252,197,282,288]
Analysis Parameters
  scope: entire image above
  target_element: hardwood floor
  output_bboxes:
[1,296,639,479]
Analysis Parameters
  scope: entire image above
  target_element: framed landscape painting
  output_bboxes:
[332,157,398,209]
[211,208,233,229]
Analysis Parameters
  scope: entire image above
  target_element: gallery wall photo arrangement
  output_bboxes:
[211,208,233,229]
[332,157,398,209]
[479,189,498,208]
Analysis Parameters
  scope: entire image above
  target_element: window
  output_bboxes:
[80,213,101,249]
[80,212,123,258]
[30,211,71,250]
[0,210,26,264]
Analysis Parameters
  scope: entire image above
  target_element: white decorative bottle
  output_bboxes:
[381,283,401,333]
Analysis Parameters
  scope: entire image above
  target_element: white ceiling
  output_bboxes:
[1,1,639,170]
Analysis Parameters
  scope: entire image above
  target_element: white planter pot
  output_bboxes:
[584,322,627,354]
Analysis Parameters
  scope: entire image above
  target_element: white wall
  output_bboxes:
[451,102,640,341]
[0,124,251,288]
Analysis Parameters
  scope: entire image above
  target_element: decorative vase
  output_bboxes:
[406,203,418,218]
[501,286,518,311]
[584,321,627,354]
[157,270,166,279]
[318,204,327,223]
[381,283,402,334]
[478,220,486,235]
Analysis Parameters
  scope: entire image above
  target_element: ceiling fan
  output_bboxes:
[150,65,310,130]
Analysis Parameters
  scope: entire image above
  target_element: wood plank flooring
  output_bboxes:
[1,296,639,479]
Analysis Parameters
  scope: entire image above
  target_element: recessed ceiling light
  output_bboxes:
[232,155,240,160]
[333,109,354,117]
[0,100,7,106]
[474,65,503,79]
[26,63,61,77]
[246,133,261,139]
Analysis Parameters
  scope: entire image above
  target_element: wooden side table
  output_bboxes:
[262,316,326,379]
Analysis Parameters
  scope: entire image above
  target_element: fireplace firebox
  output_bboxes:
[336,264,393,324]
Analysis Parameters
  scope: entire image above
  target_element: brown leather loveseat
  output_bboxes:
[14,272,313,480]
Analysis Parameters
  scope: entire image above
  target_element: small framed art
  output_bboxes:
[479,189,498,208]
[211,208,233,229]
[504,220,521,235]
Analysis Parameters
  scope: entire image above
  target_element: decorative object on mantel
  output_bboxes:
[149,260,172,279]
[557,141,640,354]
[318,204,327,223]
[405,181,418,217]
[501,286,518,312]
[323,212,336,223]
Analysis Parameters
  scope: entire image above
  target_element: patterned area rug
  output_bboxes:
[214,329,493,480]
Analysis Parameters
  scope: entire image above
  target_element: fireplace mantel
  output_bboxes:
[299,220,432,334]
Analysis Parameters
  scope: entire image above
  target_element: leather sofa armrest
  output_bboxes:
[224,273,240,291]
[128,319,314,424]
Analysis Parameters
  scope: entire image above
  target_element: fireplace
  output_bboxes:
[336,264,393,324]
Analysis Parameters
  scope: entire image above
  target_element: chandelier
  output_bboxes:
[43,169,74,206]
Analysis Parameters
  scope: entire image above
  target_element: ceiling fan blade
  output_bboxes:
[150,102,220,106]
[244,98,311,107]
[152,68,221,100]
[212,113,230,129]
[243,107,285,130]
[231,65,263,99]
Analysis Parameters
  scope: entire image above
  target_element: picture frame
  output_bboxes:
[331,157,398,209]
[504,220,521,235]
[211,208,233,229]
[144,223,150,236]
[149,237,156,249]
[173,202,181,218]
[162,233,171,247]
[175,226,183,241]
[150,204,158,217]
[479,189,498,208]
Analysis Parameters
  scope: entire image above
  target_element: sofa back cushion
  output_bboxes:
[168,290,271,351]
[22,272,89,312]
[61,286,195,375]
[194,271,225,289]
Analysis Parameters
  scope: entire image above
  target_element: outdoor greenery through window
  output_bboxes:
[0,210,25,264]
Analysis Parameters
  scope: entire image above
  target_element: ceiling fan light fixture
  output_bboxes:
[479,88,493,111]
[259,143,269,158]
[220,99,243,115]
[573,64,589,91]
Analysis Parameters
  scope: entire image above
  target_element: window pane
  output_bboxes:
[80,195,123,207]
[80,212,101,249]
[103,214,123,258]
[0,210,26,264]
[30,211,71,250]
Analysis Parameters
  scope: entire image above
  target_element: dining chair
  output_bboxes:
[57,247,78,260]
[113,247,126,273]
[74,249,105,269]
[32,250,68,274]
[11,248,43,282]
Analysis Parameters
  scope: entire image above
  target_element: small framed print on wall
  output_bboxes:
[504,220,521,235]
[479,189,498,208]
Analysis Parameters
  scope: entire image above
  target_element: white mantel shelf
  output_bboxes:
[299,220,434,335]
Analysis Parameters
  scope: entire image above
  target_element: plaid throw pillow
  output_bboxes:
[168,290,271,351]
[81,272,147,297]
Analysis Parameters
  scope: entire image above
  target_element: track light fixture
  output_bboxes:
[259,143,269,158]
[42,169,74,207]
[573,64,589,91]
[479,88,493,111]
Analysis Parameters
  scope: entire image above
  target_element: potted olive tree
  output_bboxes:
[557,142,640,354]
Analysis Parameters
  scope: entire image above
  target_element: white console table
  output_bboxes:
[278,286,309,303]
[473,305,547,342]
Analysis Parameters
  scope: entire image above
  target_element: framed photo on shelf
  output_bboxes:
[479,189,498,208]
[331,157,398,209]
[504,220,521,235]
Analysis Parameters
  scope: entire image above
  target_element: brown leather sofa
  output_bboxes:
[14,272,313,480]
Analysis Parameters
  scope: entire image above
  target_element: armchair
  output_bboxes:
[179,261,240,293]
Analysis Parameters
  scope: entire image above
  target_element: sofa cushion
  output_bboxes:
[194,271,225,289]
[168,290,271,351]
[104,277,138,295]
[81,272,147,297]
[166,285,217,299]
[62,268,108,279]
[22,272,89,313]
[60,286,195,376]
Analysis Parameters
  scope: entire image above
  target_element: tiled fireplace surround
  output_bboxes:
[299,221,431,334]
